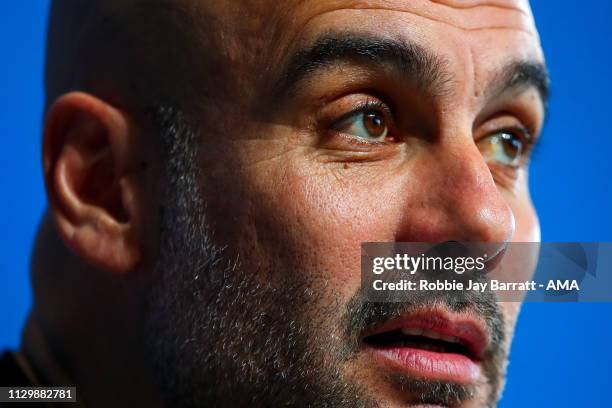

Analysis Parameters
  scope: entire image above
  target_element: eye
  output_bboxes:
[478,131,524,167]
[333,109,390,142]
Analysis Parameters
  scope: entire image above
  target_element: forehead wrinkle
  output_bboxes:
[286,0,536,39]
[429,0,530,15]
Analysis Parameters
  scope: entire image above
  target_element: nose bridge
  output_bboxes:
[433,140,515,243]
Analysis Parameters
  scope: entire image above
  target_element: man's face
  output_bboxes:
[144,1,545,407]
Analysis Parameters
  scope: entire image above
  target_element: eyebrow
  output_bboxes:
[487,60,550,109]
[273,33,549,108]
[274,33,451,99]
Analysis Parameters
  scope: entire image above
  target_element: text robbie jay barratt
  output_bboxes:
[372,279,580,292]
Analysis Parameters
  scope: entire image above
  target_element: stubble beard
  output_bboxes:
[143,106,509,408]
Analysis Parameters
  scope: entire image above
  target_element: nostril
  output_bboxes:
[425,241,469,261]
[481,242,508,274]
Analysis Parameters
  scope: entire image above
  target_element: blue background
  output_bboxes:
[0,1,610,406]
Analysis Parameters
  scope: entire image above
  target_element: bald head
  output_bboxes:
[45,0,225,113]
[44,0,325,120]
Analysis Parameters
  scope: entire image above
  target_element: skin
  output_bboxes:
[20,0,546,407]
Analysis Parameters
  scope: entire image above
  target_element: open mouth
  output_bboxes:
[362,311,488,384]
[364,328,473,356]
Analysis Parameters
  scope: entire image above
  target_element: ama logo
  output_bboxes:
[546,279,580,291]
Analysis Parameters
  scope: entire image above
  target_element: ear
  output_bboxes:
[43,92,142,273]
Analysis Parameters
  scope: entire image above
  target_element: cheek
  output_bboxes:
[248,163,404,293]
[499,302,521,339]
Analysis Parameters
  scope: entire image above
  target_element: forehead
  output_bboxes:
[282,1,540,67]
[210,0,543,86]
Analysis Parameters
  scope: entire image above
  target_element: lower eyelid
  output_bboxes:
[333,131,388,147]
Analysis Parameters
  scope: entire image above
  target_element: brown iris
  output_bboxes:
[500,133,521,160]
[478,132,523,166]
[363,110,387,139]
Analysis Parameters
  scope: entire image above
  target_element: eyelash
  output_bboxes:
[336,99,392,122]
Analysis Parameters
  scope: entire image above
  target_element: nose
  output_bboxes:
[395,139,515,245]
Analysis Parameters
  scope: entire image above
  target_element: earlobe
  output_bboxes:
[43,92,141,273]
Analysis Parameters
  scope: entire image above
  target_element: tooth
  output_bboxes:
[401,328,424,336]
[422,330,441,340]
[441,335,458,343]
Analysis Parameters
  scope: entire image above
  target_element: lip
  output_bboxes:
[362,307,489,384]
